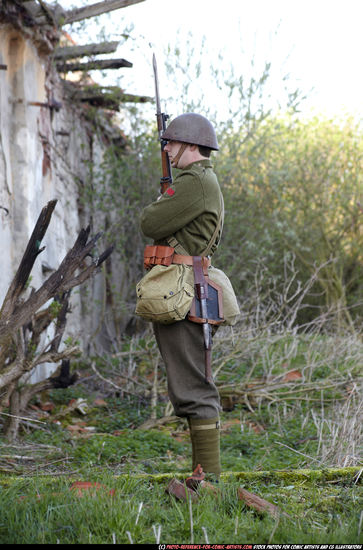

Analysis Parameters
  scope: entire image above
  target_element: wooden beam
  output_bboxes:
[53,41,120,60]
[65,84,152,109]
[22,0,60,26]
[56,58,132,72]
[37,0,58,25]
[62,0,146,24]
[21,1,43,19]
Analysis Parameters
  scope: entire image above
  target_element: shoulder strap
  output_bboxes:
[167,195,224,256]
[202,196,224,257]
[166,235,189,255]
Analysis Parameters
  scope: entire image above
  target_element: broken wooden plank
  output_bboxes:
[237,487,287,518]
[36,0,58,25]
[56,58,132,72]
[53,41,120,60]
[22,0,62,26]
[68,86,152,108]
[166,478,198,501]
[21,1,44,19]
[62,82,151,108]
[62,0,145,25]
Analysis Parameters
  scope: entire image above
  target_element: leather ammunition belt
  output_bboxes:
[143,245,210,273]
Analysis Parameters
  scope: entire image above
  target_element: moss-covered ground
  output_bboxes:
[0,330,362,544]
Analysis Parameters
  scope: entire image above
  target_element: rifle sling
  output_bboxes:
[166,196,224,257]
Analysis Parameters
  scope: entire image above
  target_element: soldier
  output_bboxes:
[140,113,223,480]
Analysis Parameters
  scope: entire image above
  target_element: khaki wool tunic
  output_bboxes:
[140,159,224,256]
[140,159,224,419]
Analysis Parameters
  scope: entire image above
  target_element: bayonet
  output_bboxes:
[193,256,213,384]
[152,54,172,194]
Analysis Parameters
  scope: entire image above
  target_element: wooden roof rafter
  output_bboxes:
[1,0,150,107]
[53,41,121,60]
[14,0,146,28]
[56,57,133,73]
[63,82,152,111]
[60,0,146,25]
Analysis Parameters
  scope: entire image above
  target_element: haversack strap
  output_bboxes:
[166,195,224,257]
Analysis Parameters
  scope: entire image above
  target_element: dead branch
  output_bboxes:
[0,199,57,325]
[17,359,78,411]
[0,200,114,440]
[0,346,79,393]
[0,208,114,351]
[138,415,184,430]
[90,361,140,397]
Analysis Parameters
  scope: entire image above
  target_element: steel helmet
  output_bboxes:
[161,113,219,151]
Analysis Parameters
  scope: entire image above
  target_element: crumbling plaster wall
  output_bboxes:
[0,24,111,379]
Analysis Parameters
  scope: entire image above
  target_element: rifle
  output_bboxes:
[152,54,172,194]
[152,56,223,384]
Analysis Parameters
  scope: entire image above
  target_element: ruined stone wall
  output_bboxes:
[0,23,113,381]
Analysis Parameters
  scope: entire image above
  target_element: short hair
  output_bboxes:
[198,145,212,158]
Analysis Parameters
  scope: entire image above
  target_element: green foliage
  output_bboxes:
[79,109,164,327]
[158,39,363,325]
[48,299,62,319]
[59,13,363,329]
[215,114,363,325]
[72,431,187,472]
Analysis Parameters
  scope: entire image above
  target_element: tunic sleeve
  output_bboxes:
[140,170,205,241]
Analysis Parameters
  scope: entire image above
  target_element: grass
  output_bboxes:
[0,469,361,544]
[0,325,362,544]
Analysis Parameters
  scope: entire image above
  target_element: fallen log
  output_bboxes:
[116,466,363,485]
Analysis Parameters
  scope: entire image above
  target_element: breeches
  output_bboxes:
[153,319,221,419]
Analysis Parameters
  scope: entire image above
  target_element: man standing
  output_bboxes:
[140,113,223,480]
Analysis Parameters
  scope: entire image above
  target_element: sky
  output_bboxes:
[60,0,363,120]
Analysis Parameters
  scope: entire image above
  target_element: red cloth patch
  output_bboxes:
[166,188,175,196]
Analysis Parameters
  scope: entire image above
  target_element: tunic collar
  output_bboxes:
[183,159,213,170]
